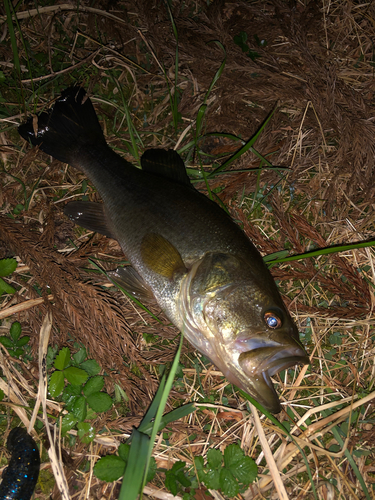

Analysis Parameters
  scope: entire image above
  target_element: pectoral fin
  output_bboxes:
[108,267,156,303]
[64,201,115,238]
[141,233,186,279]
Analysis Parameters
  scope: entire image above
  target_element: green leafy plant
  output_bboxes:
[233,31,263,61]
[48,346,112,442]
[162,444,257,498]
[164,461,196,498]
[0,258,17,296]
[0,321,30,357]
[196,444,257,498]
[94,443,157,484]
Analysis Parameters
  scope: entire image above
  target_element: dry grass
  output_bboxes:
[1,0,375,498]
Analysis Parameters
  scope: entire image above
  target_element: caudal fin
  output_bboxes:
[18,86,106,164]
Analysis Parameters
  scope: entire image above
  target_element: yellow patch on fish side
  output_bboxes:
[141,233,186,279]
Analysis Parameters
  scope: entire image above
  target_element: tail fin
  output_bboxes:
[18,86,106,164]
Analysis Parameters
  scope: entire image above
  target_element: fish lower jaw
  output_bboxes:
[254,347,310,378]
[234,344,309,413]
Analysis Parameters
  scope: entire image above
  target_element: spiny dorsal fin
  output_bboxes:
[64,201,115,238]
[141,149,192,187]
[141,233,186,279]
[108,267,156,303]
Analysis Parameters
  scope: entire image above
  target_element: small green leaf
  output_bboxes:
[49,370,65,398]
[62,384,82,403]
[83,376,105,397]
[165,470,178,496]
[16,336,30,347]
[0,277,16,295]
[94,455,126,482]
[71,396,87,421]
[118,443,130,462]
[224,444,258,486]
[233,31,248,51]
[219,468,238,497]
[0,258,17,277]
[86,407,97,420]
[13,204,24,215]
[146,456,157,483]
[230,455,257,484]
[54,347,71,370]
[223,443,243,468]
[0,389,4,401]
[204,468,220,490]
[176,469,191,488]
[46,345,59,367]
[86,392,113,412]
[80,359,101,376]
[10,321,21,341]
[0,336,14,348]
[171,461,186,474]
[73,347,87,365]
[61,412,78,436]
[194,456,205,482]
[77,422,95,443]
[207,448,222,468]
[65,395,80,412]
[114,383,129,403]
[64,366,89,386]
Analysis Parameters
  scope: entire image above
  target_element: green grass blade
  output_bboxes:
[239,390,317,499]
[164,0,180,130]
[264,239,375,265]
[111,77,143,162]
[137,371,168,434]
[322,412,370,500]
[4,0,21,79]
[209,106,277,177]
[195,104,213,200]
[118,428,150,500]
[202,41,227,106]
[192,43,226,199]
[139,403,195,436]
[141,333,184,495]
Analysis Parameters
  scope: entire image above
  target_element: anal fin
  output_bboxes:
[108,267,156,303]
[64,201,115,238]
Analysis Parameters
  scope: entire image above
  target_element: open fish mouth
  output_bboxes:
[257,347,309,378]
[238,342,309,412]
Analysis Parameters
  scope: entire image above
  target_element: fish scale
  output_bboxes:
[18,86,309,413]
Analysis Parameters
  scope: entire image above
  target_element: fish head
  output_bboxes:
[181,252,309,413]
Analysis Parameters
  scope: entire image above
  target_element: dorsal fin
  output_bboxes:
[141,149,192,187]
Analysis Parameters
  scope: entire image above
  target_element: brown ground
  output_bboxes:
[1,1,375,499]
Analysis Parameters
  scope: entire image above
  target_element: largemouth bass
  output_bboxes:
[18,86,309,413]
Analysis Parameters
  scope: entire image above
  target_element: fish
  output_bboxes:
[18,86,309,413]
[0,428,40,500]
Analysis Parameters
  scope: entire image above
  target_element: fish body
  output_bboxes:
[19,87,309,412]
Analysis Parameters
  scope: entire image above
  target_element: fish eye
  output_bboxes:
[264,311,282,329]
